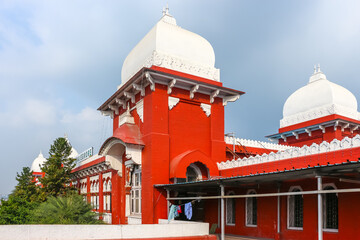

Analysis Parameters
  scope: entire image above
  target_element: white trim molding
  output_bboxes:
[136,99,144,122]
[280,104,360,128]
[200,103,211,117]
[218,135,360,170]
[168,97,180,110]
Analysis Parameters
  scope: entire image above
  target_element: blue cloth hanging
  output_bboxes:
[184,202,192,220]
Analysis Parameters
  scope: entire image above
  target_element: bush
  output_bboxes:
[31,194,102,224]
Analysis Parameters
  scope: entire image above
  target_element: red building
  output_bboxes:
[71,9,360,240]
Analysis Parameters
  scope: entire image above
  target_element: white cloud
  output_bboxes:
[0,98,57,127]
[24,99,57,125]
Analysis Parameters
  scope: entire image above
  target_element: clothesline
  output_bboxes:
[168,201,194,221]
[169,199,196,207]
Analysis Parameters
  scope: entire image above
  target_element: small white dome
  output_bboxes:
[120,11,219,86]
[281,68,359,127]
[69,147,78,159]
[30,151,47,173]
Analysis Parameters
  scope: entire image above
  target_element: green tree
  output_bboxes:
[0,195,38,224]
[13,167,40,202]
[40,137,76,197]
[0,167,40,224]
[31,194,102,224]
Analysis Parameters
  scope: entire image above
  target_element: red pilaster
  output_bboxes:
[86,176,90,203]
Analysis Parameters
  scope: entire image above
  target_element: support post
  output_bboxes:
[220,185,225,240]
[166,189,170,218]
[277,186,280,234]
[317,176,323,240]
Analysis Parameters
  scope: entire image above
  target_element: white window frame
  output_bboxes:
[226,191,236,226]
[287,186,303,230]
[322,183,338,232]
[245,189,257,227]
[130,167,142,215]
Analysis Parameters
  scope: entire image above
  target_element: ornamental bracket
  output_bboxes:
[115,98,126,109]
[145,72,155,91]
[190,84,199,99]
[124,91,135,103]
[210,89,220,103]
[223,94,240,106]
[168,78,176,94]
[108,104,119,115]
[133,83,145,96]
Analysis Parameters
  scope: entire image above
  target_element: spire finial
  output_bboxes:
[317,64,321,73]
[162,3,169,16]
[313,65,317,74]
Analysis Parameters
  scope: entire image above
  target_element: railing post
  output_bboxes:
[317,176,323,240]
[220,185,225,240]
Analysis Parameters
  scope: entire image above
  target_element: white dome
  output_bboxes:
[120,11,219,86]
[30,151,47,173]
[281,68,359,128]
[69,147,78,159]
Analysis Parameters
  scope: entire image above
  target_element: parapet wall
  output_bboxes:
[0,221,211,240]
[219,135,360,170]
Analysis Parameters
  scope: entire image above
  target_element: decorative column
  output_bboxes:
[99,172,104,219]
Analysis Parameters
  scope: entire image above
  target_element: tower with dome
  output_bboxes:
[70,7,360,240]
[30,135,79,185]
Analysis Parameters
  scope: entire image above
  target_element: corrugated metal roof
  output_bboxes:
[155,159,360,189]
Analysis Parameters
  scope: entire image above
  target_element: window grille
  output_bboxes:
[323,186,338,230]
[226,192,236,225]
[246,191,257,226]
[288,188,303,228]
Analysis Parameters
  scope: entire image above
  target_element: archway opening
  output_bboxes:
[185,162,209,182]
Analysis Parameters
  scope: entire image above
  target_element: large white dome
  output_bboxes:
[30,151,47,173]
[281,68,359,128]
[120,10,219,86]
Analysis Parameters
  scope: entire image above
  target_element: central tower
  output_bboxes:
[98,9,243,224]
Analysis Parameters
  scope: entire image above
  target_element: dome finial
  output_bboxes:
[317,64,321,73]
[313,65,317,74]
[162,3,169,16]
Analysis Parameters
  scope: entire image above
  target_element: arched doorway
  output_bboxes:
[99,137,127,224]
[186,162,209,182]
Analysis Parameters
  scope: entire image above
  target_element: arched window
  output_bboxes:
[103,181,107,192]
[323,185,338,230]
[246,190,257,226]
[226,192,236,225]
[288,187,303,229]
[186,163,202,182]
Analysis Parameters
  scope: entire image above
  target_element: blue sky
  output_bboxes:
[1,0,360,195]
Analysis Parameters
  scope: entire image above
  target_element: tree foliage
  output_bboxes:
[0,167,40,224]
[0,195,38,224]
[13,167,40,202]
[40,137,76,197]
[0,137,100,225]
[31,194,101,224]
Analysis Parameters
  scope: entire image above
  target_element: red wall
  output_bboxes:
[204,179,360,240]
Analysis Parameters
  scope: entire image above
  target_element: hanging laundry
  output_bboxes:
[177,205,182,214]
[168,205,177,221]
[184,202,192,220]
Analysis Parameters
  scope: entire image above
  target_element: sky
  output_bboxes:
[1,0,360,196]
